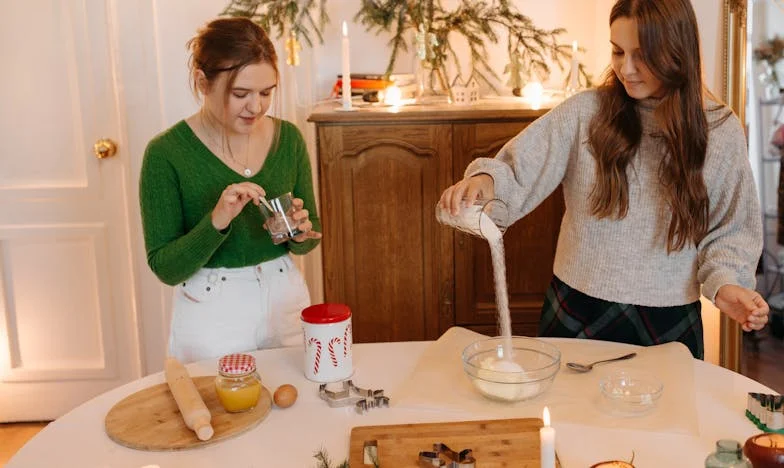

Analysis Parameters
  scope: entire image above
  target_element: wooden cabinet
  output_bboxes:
[309,103,563,343]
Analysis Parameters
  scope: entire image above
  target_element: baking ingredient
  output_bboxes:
[273,384,298,408]
[216,378,262,413]
[473,356,541,401]
[164,357,214,441]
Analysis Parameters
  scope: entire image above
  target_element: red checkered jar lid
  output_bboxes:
[218,353,256,376]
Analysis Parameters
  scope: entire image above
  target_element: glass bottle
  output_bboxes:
[215,353,262,413]
[705,440,752,468]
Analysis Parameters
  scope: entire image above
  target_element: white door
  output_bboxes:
[0,0,141,421]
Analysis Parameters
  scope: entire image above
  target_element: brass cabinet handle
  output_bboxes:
[93,138,118,159]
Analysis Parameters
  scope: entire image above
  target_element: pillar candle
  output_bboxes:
[569,40,580,91]
[540,406,556,468]
[341,21,351,110]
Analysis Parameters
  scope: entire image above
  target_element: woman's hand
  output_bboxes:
[212,182,266,231]
[438,174,495,216]
[715,284,770,332]
[289,197,322,243]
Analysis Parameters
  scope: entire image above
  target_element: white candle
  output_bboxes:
[341,21,351,110]
[540,406,556,468]
[569,40,579,91]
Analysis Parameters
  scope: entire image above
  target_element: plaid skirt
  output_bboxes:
[538,275,704,359]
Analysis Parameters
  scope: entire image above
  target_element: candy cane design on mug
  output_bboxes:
[308,337,322,375]
[328,337,341,367]
[343,323,352,358]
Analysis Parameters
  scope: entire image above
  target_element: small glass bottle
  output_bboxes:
[705,440,752,468]
[215,353,262,413]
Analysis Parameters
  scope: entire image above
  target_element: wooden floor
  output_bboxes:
[0,334,782,465]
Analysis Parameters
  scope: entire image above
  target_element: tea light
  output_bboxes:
[522,81,544,110]
[383,85,402,107]
[744,433,784,468]
[540,406,555,468]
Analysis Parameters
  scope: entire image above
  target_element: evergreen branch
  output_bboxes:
[221,0,329,46]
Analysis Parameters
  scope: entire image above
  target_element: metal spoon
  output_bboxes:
[565,352,637,373]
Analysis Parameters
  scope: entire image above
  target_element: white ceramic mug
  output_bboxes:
[301,303,353,382]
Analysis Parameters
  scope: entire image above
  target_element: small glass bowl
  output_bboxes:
[599,369,663,416]
[462,336,560,402]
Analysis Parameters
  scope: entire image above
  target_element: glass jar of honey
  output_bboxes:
[215,353,262,413]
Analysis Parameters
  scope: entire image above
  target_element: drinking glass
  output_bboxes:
[259,192,304,245]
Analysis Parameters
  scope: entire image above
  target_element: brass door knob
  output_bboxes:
[93,138,118,159]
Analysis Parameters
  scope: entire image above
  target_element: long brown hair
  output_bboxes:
[187,17,282,150]
[587,0,708,252]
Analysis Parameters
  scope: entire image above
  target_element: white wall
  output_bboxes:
[131,0,727,370]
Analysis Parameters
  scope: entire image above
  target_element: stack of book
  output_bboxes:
[332,73,416,99]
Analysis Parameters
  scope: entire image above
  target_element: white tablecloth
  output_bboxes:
[7,337,775,468]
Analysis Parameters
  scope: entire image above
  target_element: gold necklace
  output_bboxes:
[200,113,252,177]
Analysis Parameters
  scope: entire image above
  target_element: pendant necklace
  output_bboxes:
[201,113,252,177]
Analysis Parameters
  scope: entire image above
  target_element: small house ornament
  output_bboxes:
[451,75,479,105]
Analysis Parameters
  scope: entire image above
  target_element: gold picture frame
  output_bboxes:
[719,0,748,372]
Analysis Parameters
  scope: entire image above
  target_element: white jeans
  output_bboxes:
[168,255,310,363]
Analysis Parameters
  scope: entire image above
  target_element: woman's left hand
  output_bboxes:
[290,197,322,243]
[715,284,769,332]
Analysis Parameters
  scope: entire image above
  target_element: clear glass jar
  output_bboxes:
[705,440,752,468]
[215,353,262,413]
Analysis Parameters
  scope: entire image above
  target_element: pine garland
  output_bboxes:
[221,0,329,47]
[355,0,592,91]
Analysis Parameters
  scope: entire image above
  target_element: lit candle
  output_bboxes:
[569,40,580,92]
[540,406,556,468]
[341,21,351,110]
[522,81,544,110]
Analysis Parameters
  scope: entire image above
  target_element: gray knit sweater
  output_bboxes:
[466,90,762,306]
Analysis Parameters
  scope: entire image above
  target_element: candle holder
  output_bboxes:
[744,433,784,468]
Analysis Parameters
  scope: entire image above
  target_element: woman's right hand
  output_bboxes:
[438,174,495,216]
[211,182,266,231]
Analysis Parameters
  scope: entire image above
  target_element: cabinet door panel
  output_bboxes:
[452,122,564,334]
[319,124,453,343]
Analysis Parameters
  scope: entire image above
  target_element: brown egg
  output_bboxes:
[273,384,298,408]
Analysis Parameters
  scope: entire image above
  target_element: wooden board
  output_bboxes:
[105,376,271,451]
[349,418,561,467]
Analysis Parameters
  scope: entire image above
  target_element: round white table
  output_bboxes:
[7,338,774,467]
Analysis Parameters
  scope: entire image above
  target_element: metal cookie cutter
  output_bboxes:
[418,443,476,468]
[318,380,390,414]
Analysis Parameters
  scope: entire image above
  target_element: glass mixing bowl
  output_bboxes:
[462,336,560,402]
[599,369,663,416]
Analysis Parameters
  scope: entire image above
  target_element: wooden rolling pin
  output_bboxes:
[164,357,214,441]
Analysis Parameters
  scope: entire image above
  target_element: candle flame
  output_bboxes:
[572,40,578,53]
[543,406,551,426]
[342,21,348,37]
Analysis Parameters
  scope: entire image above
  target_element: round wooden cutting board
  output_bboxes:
[105,376,271,451]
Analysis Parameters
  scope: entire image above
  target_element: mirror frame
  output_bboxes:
[720,0,748,372]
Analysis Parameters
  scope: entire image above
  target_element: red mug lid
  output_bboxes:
[301,303,351,324]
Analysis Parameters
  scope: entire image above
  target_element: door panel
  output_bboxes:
[0,0,139,421]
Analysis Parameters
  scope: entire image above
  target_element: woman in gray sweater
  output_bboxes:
[439,0,769,359]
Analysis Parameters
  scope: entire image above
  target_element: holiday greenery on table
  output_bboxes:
[354,0,592,92]
[220,0,593,94]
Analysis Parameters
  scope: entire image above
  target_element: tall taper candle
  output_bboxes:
[569,40,579,91]
[540,406,556,468]
[341,21,351,110]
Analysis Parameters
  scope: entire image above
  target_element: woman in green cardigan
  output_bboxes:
[140,17,321,363]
